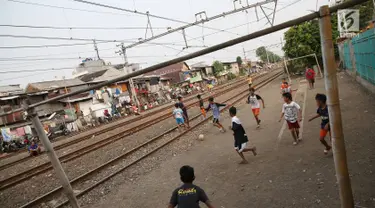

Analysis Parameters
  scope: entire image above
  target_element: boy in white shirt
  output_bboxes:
[279,92,302,145]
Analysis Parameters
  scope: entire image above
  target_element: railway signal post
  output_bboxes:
[319,5,354,208]
[25,101,80,208]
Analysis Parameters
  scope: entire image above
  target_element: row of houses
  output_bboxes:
[0,59,244,129]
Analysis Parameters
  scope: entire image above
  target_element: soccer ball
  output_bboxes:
[198,134,204,141]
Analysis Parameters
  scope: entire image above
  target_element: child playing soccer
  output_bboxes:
[280,78,291,94]
[205,97,226,132]
[168,165,215,208]
[197,94,206,119]
[229,106,257,164]
[173,103,186,131]
[308,93,332,154]
[247,75,253,89]
[177,96,190,128]
[279,92,302,145]
[246,87,265,128]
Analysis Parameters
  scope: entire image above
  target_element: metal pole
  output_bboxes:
[313,53,323,77]
[319,5,354,208]
[63,77,75,120]
[280,37,291,83]
[28,106,80,208]
[93,39,100,60]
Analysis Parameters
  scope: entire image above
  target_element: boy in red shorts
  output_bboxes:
[246,87,265,128]
[279,92,302,145]
[308,93,332,154]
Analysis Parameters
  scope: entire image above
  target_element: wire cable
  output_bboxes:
[0,24,169,30]
[0,34,139,42]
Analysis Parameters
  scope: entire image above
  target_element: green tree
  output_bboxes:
[236,56,243,67]
[256,46,281,63]
[212,61,225,76]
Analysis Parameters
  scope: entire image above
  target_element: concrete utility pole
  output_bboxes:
[25,101,80,208]
[93,39,100,60]
[319,5,354,208]
[280,37,291,83]
[116,43,140,111]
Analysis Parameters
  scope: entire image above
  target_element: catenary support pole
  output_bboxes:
[28,106,80,208]
[319,5,354,208]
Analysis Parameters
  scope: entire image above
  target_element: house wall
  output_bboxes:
[230,63,240,74]
[29,95,65,116]
[205,67,213,75]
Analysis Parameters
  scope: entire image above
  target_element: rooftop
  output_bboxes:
[26,79,86,93]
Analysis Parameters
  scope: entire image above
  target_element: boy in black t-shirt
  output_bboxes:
[229,106,257,164]
[308,93,332,154]
[168,165,215,208]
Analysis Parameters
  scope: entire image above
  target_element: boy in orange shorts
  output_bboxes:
[308,93,332,154]
[197,94,206,119]
[246,87,265,128]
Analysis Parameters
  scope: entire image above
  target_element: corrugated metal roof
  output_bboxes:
[91,68,127,83]
[26,79,86,93]
[0,85,23,93]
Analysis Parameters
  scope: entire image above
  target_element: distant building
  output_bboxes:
[25,79,89,118]
[0,85,25,126]
[222,62,240,74]
[145,62,190,84]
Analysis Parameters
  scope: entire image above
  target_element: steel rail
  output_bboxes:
[0,73,269,191]
[0,0,365,118]
[20,70,283,208]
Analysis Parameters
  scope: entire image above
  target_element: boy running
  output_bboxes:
[280,78,291,94]
[205,97,226,132]
[279,92,302,145]
[247,75,253,89]
[168,165,215,208]
[246,87,265,128]
[177,96,190,128]
[229,106,257,164]
[197,94,206,119]
[308,93,332,154]
[173,103,186,131]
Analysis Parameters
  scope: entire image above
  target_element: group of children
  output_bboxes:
[169,78,333,208]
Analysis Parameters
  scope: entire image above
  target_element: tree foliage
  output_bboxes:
[256,46,281,63]
[236,56,243,67]
[212,61,225,76]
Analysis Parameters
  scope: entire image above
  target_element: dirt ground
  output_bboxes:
[81,73,373,208]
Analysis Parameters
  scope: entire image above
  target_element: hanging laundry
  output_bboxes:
[16,127,25,136]
[24,125,32,135]
[1,128,12,142]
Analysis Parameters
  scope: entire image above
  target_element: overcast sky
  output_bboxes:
[0,0,328,87]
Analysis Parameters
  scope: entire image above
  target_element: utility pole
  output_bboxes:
[116,43,140,111]
[280,37,291,83]
[93,39,100,60]
[319,5,353,208]
[62,76,75,120]
[25,100,80,208]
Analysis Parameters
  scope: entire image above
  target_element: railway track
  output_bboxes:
[0,72,270,191]
[17,70,283,208]
[0,75,249,168]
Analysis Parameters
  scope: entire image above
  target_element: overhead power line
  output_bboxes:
[185,0,303,43]
[71,0,241,36]
[0,34,139,42]
[8,0,135,17]
[0,24,169,30]
[0,41,106,49]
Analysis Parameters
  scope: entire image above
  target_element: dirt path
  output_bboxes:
[79,73,374,208]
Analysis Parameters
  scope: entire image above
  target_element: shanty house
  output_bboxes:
[0,85,26,126]
[145,62,190,84]
[25,79,89,118]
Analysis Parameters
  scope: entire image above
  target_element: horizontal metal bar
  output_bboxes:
[0,0,368,118]
[286,53,316,61]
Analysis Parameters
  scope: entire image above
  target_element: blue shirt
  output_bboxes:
[206,103,226,119]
